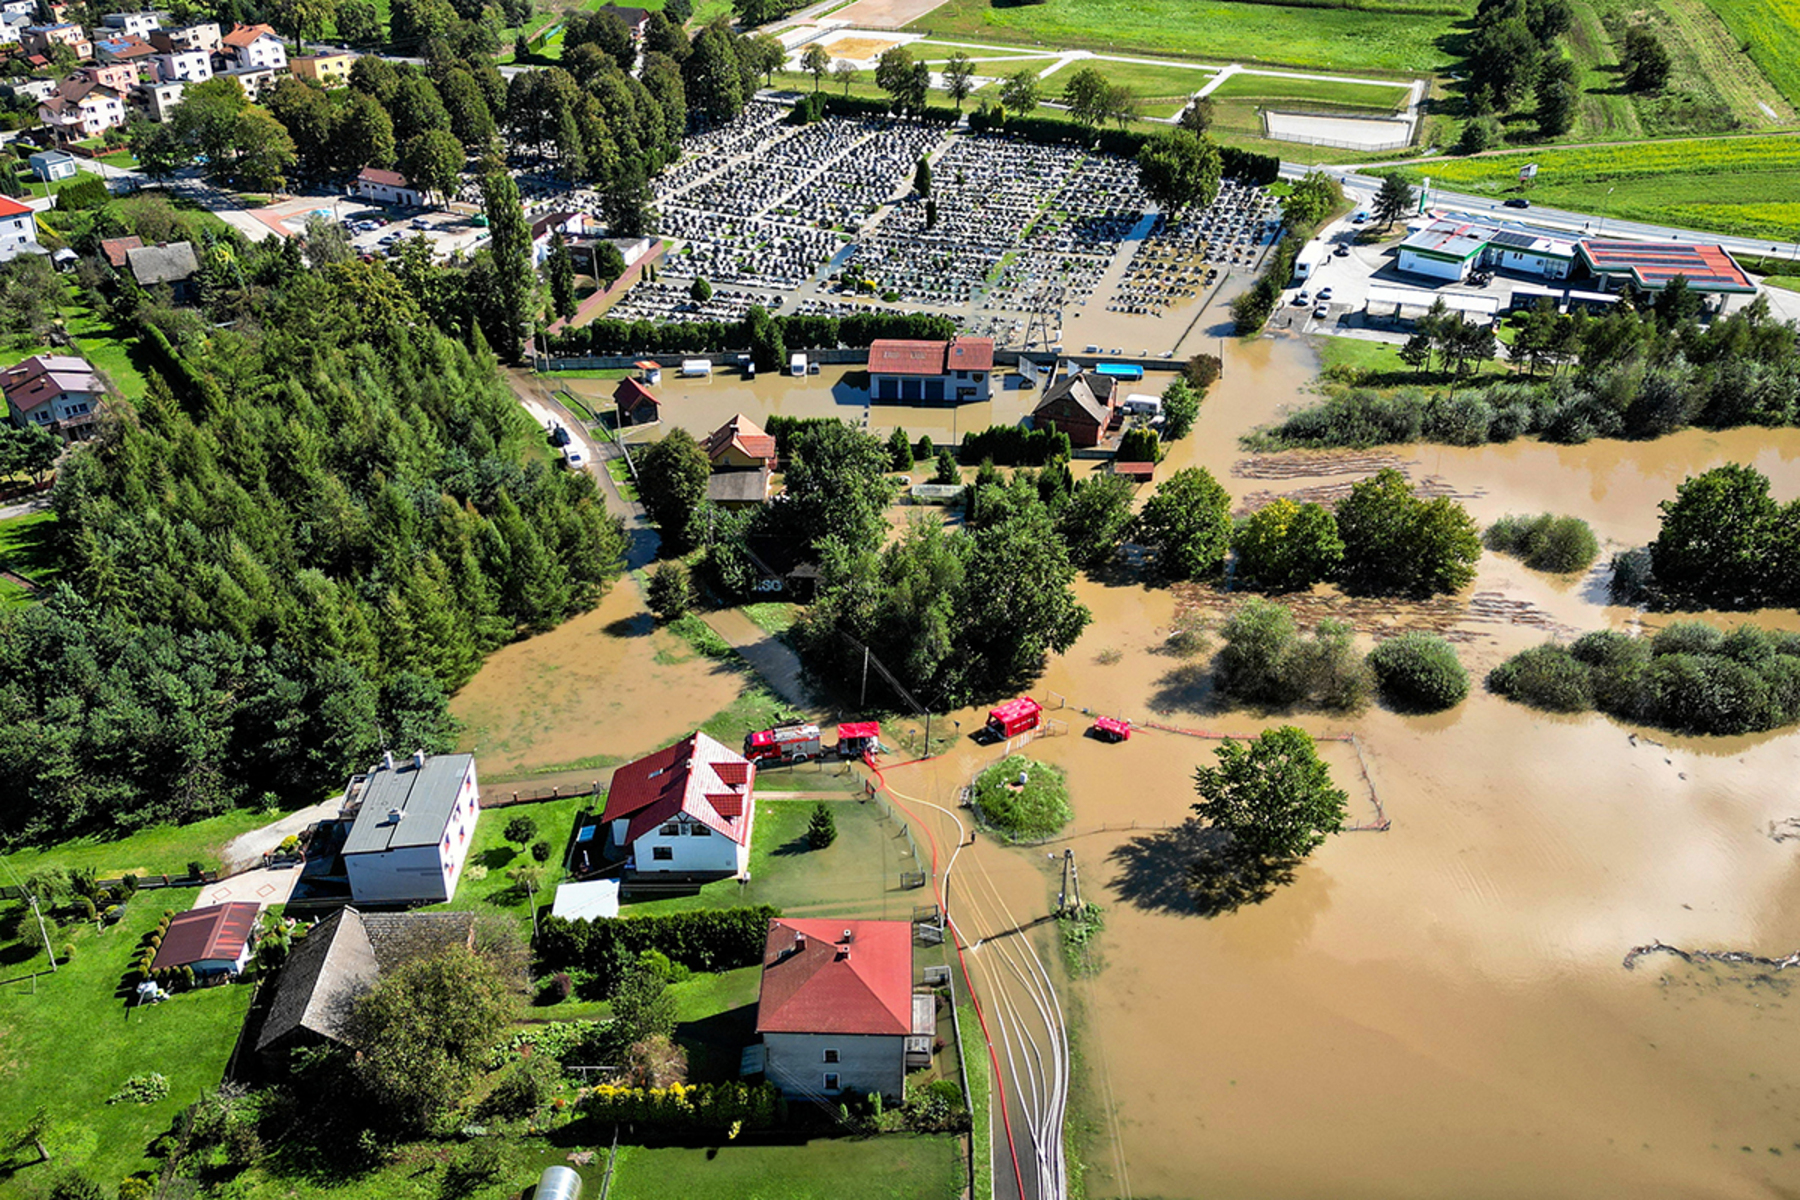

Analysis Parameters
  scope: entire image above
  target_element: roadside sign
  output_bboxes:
[1519,163,1538,185]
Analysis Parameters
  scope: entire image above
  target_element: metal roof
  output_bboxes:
[342,753,475,855]
[1366,283,1500,316]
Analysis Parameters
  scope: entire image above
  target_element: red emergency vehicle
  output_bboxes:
[1092,715,1131,742]
[744,722,822,764]
[986,697,1042,739]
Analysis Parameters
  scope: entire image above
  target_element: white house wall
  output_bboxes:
[763,1031,905,1102]
[1397,249,1468,282]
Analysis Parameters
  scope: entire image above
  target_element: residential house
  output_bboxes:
[603,730,755,876]
[151,46,210,82]
[220,22,284,70]
[95,35,158,67]
[22,21,89,59]
[703,411,775,508]
[0,194,40,264]
[529,209,583,265]
[597,4,649,39]
[352,165,425,208]
[218,63,278,100]
[71,61,136,93]
[4,77,57,104]
[867,335,994,404]
[0,10,27,44]
[756,918,929,1103]
[149,21,220,54]
[141,78,182,120]
[613,377,659,426]
[254,907,476,1061]
[100,10,161,38]
[27,147,75,180]
[288,51,352,88]
[98,233,142,268]
[2,354,102,440]
[340,750,481,905]
[125,240,200,301]
[150,902,261,977]
[1032,369,1119,448]
[39,78,128,139]
[0,0,38,19]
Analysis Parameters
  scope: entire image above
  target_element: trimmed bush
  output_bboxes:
[1367,633,1469,712]
[503,815,538,845]
[530,839,552,863]
[1487,644,1593,711]
[536,907,780,986]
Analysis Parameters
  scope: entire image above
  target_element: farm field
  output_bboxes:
[1702,0,1800,109]
[1633,0,1797,126]
[1410,137,1800,238]
[907,0,1461,75]
[1206,71,1411,111]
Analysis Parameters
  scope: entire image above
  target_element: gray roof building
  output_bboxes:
[342,752,477,856]
[125,240,199,287]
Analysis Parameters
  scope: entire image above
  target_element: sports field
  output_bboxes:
[907,0,1460,74]
[1410,136,1800,239]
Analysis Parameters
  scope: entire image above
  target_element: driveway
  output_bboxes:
[191,864,301,910]
[701,607,813,710]
[217,794,343,872]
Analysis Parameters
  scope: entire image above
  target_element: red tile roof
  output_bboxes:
[357,167,410,189]
[756,918,913,1036]
[704,412,776,463]
[603,730,756,846]
[221,21,277,46]
[614,377,659,414]
[0,195,30,219]
[99,234,143,267]
[152,902,260,971]
[1577,240,1755,294]
[867,336,994,376]
[2,355,100,414]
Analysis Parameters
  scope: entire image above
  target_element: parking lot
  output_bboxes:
[254,192,492,261]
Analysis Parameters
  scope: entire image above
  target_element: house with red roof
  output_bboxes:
[867,336,994,405]
[0,193,39,265]
[603,731,756,875]
[220,21,284,70]
[756,917,930,1102]
[3,353,102,440]
[614,377,660,426]
[703,412,775,507]
[352,166,426,209]
[152,902,260,977]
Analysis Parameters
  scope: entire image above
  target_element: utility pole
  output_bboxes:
[1057,849,1082,915]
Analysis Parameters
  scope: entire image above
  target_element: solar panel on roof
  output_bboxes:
[1491,231,1536,249]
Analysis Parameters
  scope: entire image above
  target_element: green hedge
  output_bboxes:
[957,424,1072,465]
[576,1081,781,1129]
[536,906,778,986]
[546,310,956,357]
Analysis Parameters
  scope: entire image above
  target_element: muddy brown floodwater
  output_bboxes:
[883,332,1800,1200]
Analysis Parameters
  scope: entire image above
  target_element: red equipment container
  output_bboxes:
[986,697,1042,739]
[1092,715,1131,742]
[835,722,881,757]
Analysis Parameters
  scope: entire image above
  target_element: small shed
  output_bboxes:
[550,879,620,923]
[986,697,1042,739]
[614,377,660,425]
[836,721,880,758]
[1092,715,1131,743]
[1112,461,1155,482]
[152,901,260,976]
[679,358,712,378]
[634,359,662,386]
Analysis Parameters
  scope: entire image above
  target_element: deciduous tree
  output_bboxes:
[1191,725,1347,864]
[1130,466,1232,580]
[1137,128,1221,214]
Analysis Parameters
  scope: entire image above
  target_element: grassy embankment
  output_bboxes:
[0,510,59,607]
[1407,136,1800,239]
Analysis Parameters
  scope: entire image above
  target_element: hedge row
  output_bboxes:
[957,424,1073,466]
[576,1081,781,1130]
[545,310,957,357]
[535,906,778,982]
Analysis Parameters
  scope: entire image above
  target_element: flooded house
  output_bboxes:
[1032,370,1120,448]
[704,411,776,508]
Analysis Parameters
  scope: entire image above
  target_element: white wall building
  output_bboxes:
[0,195,40,263]
[101,11,162,38]
[142,78,183,121]
[221,22,285,70]
[340,751,481,905]
[603,731,755,876]
[153,47,211,82]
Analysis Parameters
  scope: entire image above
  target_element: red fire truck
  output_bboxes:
[744,722,822,764]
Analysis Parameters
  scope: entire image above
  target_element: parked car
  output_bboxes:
[1313,304,1330,319]
[1334,244,1351,257]
[1316,287,1334,301]
[412,217,431,229]
[1504,198,1532,209]
[548,424,571,447]
[561,445,586,469]
[1294,290,1311,306]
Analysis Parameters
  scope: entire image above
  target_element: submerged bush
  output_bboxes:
[1483,513,1600,573]
[1367,632,1469,712]
[1486,644,1593,711]
[1216,598,1370,711]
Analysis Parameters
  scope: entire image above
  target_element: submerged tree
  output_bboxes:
[1187,726,1347,912]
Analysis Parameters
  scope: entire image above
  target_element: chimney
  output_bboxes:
[412,749,426,770]
[841,928,853,944]
[382,750,395,771]
[794,931,806,952]
[387,806,404,824]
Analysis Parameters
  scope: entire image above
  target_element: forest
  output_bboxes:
[0,208,624,845]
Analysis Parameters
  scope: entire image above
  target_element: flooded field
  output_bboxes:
[450,583,745,781]
[547,325,1800,1198]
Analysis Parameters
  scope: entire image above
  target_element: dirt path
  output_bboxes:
[217,795,344,873]
[701,608,814,710]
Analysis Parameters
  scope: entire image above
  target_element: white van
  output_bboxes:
[789,352,807,377]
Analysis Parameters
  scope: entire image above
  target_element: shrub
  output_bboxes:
[535,907,780,981]
[47,1169,105,1200]
[503,815,538,845]
[1483,513,1600,573]
[905,1079,969,1132]
[117,1177,153,1200]
[186,861,205,880]
[77,896,96,921]
[481,1054,561,1119]
[1183,353,1222,391]
[59,943,74,962]
[1117,427,1160,463]
[1487,644,1594,711]
[530,839,552,863]
[932,450,960,485]
[119,875,139,896]
[106,1074,170,1105]
[576,1081,780,1131]
[1215,599,1368,710]
[1367,633,1469,712]
[1610,546,1652,602]
[647,560,695,620]
[972,756,1072,842]
[1652,621,1724,657]
[806,803,837,849]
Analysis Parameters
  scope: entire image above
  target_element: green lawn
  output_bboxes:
[1315,331,1512,387]
[1408,137,1800,240]
[1765,274,1800,291]
[608,1136,963,1200]
[741,602,800,637]
[1047,57,1217,106]
[59,281,153,403]
[1700,0,1800,109]
[909,0,1461,75]
[971,755,1072,842]
[1,809,278,879]
[1206,71,1411,111]
[429,794,596,921]
[0,510,60,599]
[0,894,256,1187]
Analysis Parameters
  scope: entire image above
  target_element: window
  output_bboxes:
[823,1048,839,1064]
[824,1073,840,1091]
[660,822,680,836]
[652,846,673,861]
[690,824,711,837]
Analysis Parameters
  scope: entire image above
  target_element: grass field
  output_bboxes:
[1,809,277,879]
[608,1137,963,1200]
[1632,0,1797,126]
[0,894,256,1188]
[1207,71,1411,111]
[1410,137,1800,238]
[1702,0,1800,109]
[0,510,59,603]
[909,0,1460,74]
[1045,57,1217,107]
[430,793,594,921]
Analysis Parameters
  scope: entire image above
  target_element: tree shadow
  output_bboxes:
[1107,819,1294,917]
[479,846,518,870]
[604,613,654,638]
[676,1002,758,1084]
[770,834,815,858]
[1147,661,1221,714]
